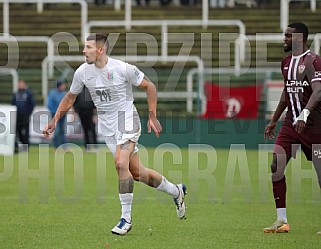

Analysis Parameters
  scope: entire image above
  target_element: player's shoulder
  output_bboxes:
[303,50,321,60]
[108,57,126,67]
[73,63,87,76]
[108,57,135,73]
[74,63,96,79]
[306,50,317,56]
[77,62,92,72]
[303,51,321,66]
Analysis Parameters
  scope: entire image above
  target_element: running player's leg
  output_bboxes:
[129,151,177,195]
[104,135,135,235]
[129,151,187,219]
[264,125,297,233]
[264,150,291,233]
[110,141,136,235]
[116,142,135,216]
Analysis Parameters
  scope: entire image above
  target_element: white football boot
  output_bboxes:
[173,184,187,219]
[111,218,132,235]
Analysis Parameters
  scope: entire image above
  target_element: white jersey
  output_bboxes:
[70,57,144,136]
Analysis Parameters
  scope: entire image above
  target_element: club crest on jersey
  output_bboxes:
[107,71,114,81]
[298,64,305,74]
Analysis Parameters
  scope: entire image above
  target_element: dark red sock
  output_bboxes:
[272,176,286,208]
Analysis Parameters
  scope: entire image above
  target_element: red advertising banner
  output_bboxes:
[203,82,263,119]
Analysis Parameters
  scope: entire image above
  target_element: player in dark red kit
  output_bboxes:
[264,22,321,234]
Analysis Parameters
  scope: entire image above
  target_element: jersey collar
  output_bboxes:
[292,50,310,59]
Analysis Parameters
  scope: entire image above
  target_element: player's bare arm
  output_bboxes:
[293,82,321,133]
[138,76,162,138]
[43,91,78,137]
[264,91,287,140]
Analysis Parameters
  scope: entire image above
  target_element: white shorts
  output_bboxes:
[103,129,141,157]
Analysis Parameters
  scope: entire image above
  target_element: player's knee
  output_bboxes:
[270,153,280,173]
[114,158,126,173]
[271,153,288,182]
[271,162,285,182]
[271,161,277,173]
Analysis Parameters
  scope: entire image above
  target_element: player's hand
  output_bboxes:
[293,120,306,134]
[43,120,56,138]
[264,122,276,140]
[147,114,162,138]
[292,108,309,134]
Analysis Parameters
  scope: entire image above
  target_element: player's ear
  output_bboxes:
[97,47,104,55]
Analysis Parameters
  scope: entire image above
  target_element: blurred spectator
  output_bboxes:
[135,0,172,6]
[47,79,67,149]
[256,0,270,7]
[73,86,98,151]
[136,0,151,5]
[160,0,172,6]
[94,0,106,5]
[180,0,192,6]
[11,80,35,152]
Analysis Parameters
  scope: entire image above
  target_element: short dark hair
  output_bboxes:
[56,79,66,88]
[86,33,109,49]
[288,22,309,42]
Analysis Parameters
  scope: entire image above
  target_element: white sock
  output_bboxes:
[119,193,133,223]
[277,208,287,223]
[156,176,179,198]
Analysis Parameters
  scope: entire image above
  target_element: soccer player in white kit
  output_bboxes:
[43,33,187,235]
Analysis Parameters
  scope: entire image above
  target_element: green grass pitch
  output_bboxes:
[1,145,321,248]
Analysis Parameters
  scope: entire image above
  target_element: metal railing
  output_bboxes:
[227,0,256,7]
[87,19,246,67]
[234,33,321,76]
[0,0,88,42]
[245,33,321,53]
[115,0,210,30]
[0,35,55,77]
[280,0,319,31]
[0,68,19,91]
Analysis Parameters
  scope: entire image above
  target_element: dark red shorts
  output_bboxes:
[274,124,321,161]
